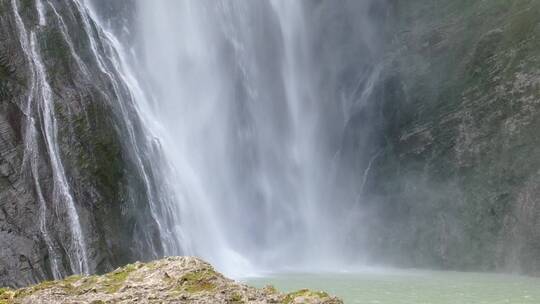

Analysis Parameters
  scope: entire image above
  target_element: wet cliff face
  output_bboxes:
[361,0,540,274]
[0,0,161,287]
[1,0,540,288]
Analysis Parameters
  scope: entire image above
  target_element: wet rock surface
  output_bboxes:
[355,0,540,274]
[0,0,163,287]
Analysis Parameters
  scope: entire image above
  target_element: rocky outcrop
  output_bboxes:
[357,0,540,274]
[0,257,342,304]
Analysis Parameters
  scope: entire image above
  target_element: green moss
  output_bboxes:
[64,275,83,284]
[264,285,278,294]
[11,268,134,298]
[229,292,244,303]
[282,289,330,304]
[1,274,97,301]
[145,261,161,270]
[175,270,217,294]
[0,287,14,303]
[70,275,99,295]
[13,280,61,298]
[0,288,10,296]
[101,263,138,293]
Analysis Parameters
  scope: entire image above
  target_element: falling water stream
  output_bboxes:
[13,0,383,277]
[14,0,89,277]
[52,0,384,277]
[114,0,383,275]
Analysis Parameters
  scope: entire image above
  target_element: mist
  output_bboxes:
[83,0,389,276]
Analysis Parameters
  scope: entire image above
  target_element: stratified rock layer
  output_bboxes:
[0,257,342,304]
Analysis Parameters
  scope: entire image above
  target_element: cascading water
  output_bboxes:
[87,0,385,275]
[12,0,385,280]
[14,0,89,277]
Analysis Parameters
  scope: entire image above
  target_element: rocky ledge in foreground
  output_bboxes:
[0,257,342,304]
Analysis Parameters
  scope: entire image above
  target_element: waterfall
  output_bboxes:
[10,0,384,280]
[90,0,384,275]
[74,0,185,257]
[124,0,337,274]
[13,0,89,276]
[29,30,90,275]
[80,0,384,276]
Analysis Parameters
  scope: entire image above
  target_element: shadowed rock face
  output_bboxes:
[0,256,343,304]
[355,0,540,274]
[0,0,162,287]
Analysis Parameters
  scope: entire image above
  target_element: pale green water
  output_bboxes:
[247,270,540,304]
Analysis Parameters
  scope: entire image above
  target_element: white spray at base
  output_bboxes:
[81,0,384,277]
[16,0,383,278]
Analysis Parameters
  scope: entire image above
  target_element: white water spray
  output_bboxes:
[125,0,381,275]
[84,0,383,277]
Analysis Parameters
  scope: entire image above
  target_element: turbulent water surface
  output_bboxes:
[247,271,540,304]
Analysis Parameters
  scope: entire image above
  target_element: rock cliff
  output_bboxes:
[357,0,540,274]
[0,0,162,287]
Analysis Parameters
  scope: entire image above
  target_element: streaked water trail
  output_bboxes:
[47,1,90,77]
[78,0,185,257]
[29,30,89,276]
[35,0,47,26]
[13,0,89,276]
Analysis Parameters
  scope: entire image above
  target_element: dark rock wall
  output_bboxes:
[0,0,161,287]
[360,0,540,274]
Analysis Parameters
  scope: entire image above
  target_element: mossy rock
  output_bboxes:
[282,289,339,304]
[175,269,217,293]
[1,257,342,304]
